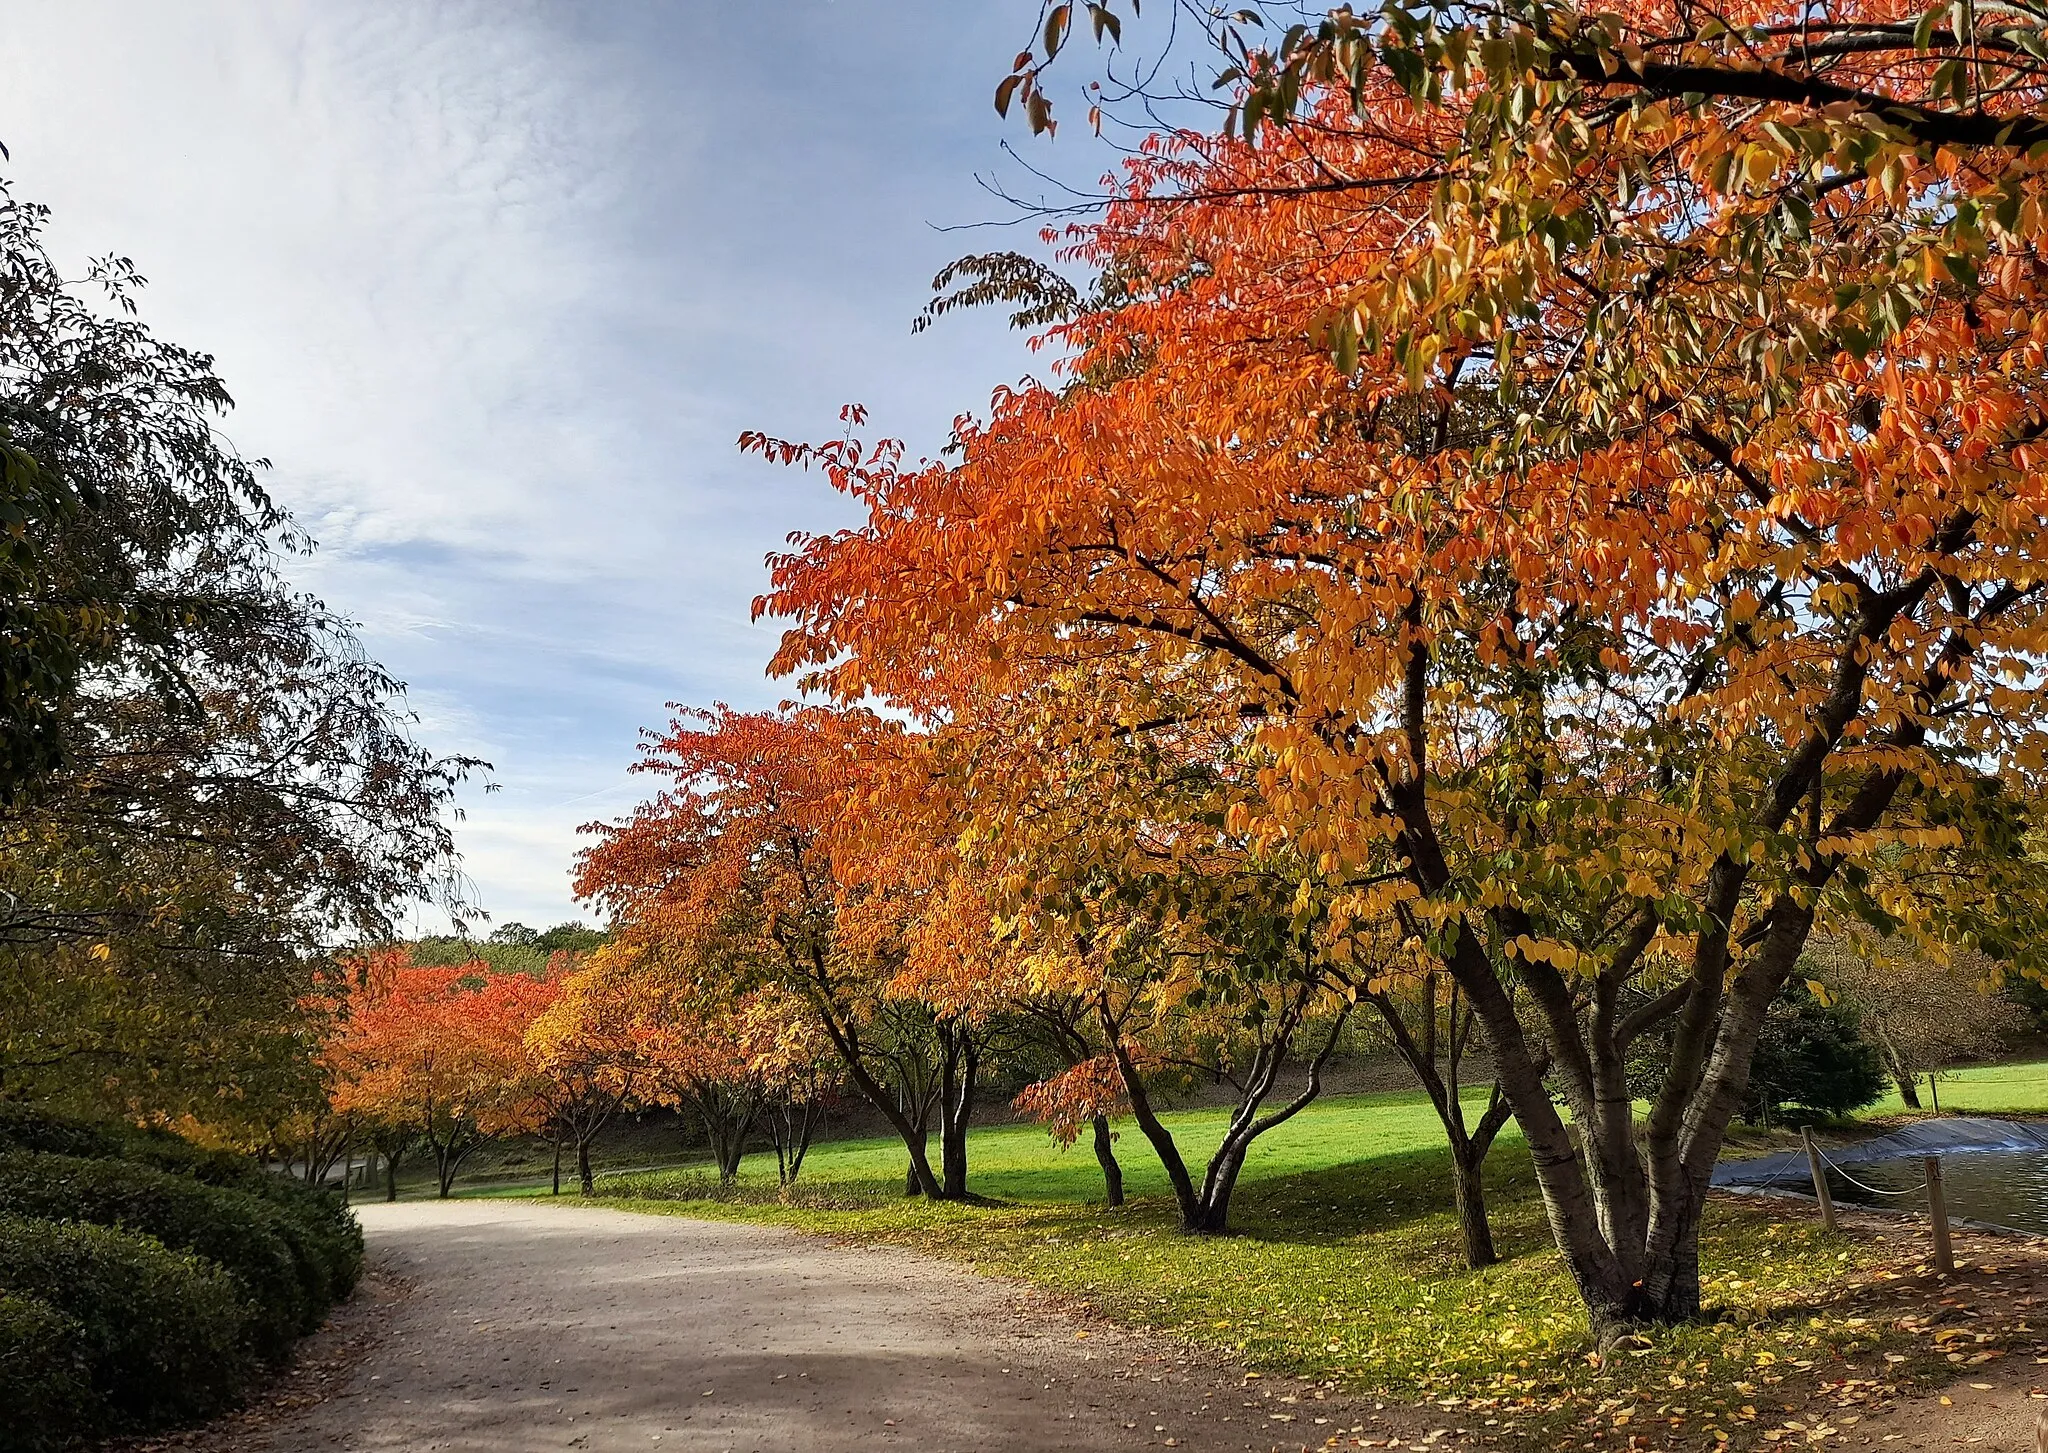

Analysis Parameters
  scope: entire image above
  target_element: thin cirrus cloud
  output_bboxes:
[2,1,1125,934]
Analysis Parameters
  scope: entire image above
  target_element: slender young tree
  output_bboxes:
[574,708,984,1199]
[523,953,643,1195]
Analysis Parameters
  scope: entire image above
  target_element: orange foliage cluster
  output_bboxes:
[320,941,831,1195]
[325,952,552,1142]
[1011,1054,1127,1150]
[572,705,1005,1198]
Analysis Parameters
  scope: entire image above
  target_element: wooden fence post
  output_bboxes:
[1801,1128,1837,1232]
[1923,1155,1954,1274]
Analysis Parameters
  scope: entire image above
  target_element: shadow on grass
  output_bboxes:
[1224,1142,1545,1248]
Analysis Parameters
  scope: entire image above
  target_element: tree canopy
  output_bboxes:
[0,178,476,1127]
[738,0,2048,1326]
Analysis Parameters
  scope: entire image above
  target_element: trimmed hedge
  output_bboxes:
[0,1107,364,1306]
[0,1152,307,1359]
[247,1175,365,1303]
[123,1126,272,1186]
[0,1293,93,1453]
[0,1104,122,1161]
[0,1104,367,1449]
[122,1128,365,1301]
[0,1216,252,1434]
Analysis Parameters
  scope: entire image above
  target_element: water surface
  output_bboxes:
[1820,1148,2048,1235]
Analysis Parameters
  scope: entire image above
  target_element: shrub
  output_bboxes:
[0,1152,307,1359]
[0,1216,252,1433]
[121,1127,269,1187]
[119,1130,363,1300]
[0,1293,93,1453]
[0,1104,122,1160]
[0,1109,363,1314]
[248,1177,364,1305]
[1743,981,1888,1125]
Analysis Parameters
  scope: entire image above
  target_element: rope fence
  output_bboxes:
[1810,1143,1921,1198]
[1785,1127,1956,1272]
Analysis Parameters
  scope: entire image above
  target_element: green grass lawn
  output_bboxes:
[1866,1055,2048,1115]
[569,1055,2048,1205]
[586,1070,2048,1449]
[630,1086,1523,1206]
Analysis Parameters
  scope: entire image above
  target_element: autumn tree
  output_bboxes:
[523,950,644,1194]
[575,707,991,1198]
[639,984,765,1181]
[327,956,550,1197]
[1010,990,1127,1206]
[0,180,476,1125]
[1806,932,2028,1107]
[946,705,1359,1235]
[753,6,2048,1324]
[731,985,837,1186]
[835,767,1019,1201]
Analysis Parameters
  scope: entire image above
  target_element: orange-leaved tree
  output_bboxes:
[750,43,2048,1322]
[327,952,553,1197]
[523,947,646,1194]
[879,672,1362,1233]
[574,705,980,1199]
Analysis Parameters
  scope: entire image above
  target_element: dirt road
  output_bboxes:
[238,1199,1390,1453]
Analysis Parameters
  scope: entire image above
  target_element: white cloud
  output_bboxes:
[2,0,1095,929]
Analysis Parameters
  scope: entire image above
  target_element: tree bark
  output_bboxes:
[551,1141,563,1196]
[577,1138,595,1195]
[1090,1114,1125,1207]
[1101,997,1204,1228]
[937,1019,980,1200]
[1451,1146,1497,1269]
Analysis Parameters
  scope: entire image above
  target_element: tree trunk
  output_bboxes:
[804,982,942,1198]
[551,1141,563,1195]
[937,1021,979,1200]
[1090,1114,1124,1207]
[692,1084,755,1184]
[1451,1146,1497,1269]
[577,1138,595,1195]
[384,1151,400,1202]
[771,1100,820,1186]
[1102,985,1345,1235]
[1193,1137,1252,1233]
[789,1104,817,1183]
[1102,1001,1204,1229]
[1360,981,1515,1270]
[1870,1025,1923,1108]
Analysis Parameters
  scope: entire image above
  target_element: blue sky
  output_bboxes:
[1,1,1148,934]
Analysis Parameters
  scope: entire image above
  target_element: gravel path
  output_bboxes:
[241,1199,1382,1453]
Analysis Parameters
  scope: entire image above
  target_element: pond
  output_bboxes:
[1713,1116,2048,1237]
[1819,1149,2048,1235]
